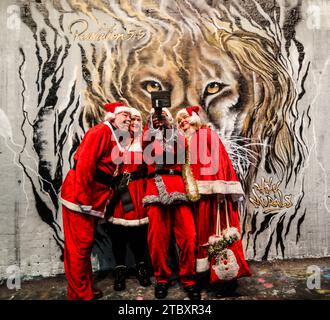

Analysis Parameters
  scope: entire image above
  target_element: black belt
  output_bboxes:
[148,169,182,179]
[95,169,116,188]
[72,161,115,188]
[115,169,146,213]
[115,168,146,184]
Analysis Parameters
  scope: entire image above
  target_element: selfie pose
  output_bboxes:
[106,107,151,291]
[60,102,132,300]
[142,106,201,300]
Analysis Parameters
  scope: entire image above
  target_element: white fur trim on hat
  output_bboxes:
[104,112,115,121]
[114,106,132,115]
[188,111,201,125]
[104,106,132,121]
[130,107,142,118]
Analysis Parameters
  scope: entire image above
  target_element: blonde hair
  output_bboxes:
[176,112,205,135]
[214,29,297,185]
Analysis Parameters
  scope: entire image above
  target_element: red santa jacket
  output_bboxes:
[184,127,244,202]
[108,138,149,226]
[141,122,188,206]
[60,121,122,218]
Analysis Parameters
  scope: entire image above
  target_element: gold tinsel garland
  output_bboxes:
[182,138,201,202]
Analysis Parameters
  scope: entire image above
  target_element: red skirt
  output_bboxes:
[109,177,148,226]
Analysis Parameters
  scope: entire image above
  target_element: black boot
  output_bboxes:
[92,287,103,300]
[184,285,201,300]
[136,262,151,287]
[216,279,238,297]
[155,282,169,299]
[113,266,127,291]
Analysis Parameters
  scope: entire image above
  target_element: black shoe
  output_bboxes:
[113,266,127,291]
[93,287,103,300]
[155,282,169,299]
[184,285,201,300]
[136,262,151,287]
[216,279,238,297]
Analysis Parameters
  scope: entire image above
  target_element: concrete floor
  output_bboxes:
[0,258,329,300]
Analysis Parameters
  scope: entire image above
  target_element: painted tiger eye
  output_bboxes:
[206,82,221,95]
[145,81,162,93]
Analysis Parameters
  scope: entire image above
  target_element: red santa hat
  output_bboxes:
[103,102,132,121]
[176,106,201,125]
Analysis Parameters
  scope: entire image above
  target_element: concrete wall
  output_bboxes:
[0,0,330,279]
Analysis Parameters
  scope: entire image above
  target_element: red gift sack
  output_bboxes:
[206,197,251,284]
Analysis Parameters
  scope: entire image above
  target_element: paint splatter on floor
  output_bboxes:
[0,258,329,300]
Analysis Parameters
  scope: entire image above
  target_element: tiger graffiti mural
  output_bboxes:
[13,0,311,263]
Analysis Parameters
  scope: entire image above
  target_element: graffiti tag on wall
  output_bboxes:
[249,178,294,210]
[69,19,146,42]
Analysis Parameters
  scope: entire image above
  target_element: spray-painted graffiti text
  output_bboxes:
[69,19,146,42]
[249,178,294,209]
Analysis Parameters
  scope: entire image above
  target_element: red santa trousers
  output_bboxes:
[147,203,197,287]
[62,206,97,300]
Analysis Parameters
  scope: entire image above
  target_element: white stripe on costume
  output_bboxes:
[104,121,124,152]
[60,198,105,218]
[128,140,142,152]
[197,180,244,201]
[196,257,210,273]
[108,217,149,226]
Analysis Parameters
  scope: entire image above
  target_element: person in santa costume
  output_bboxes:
[60,102,132,300]
[104,107,151,291]
[142,108,201,300]
[176,106,251,295]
